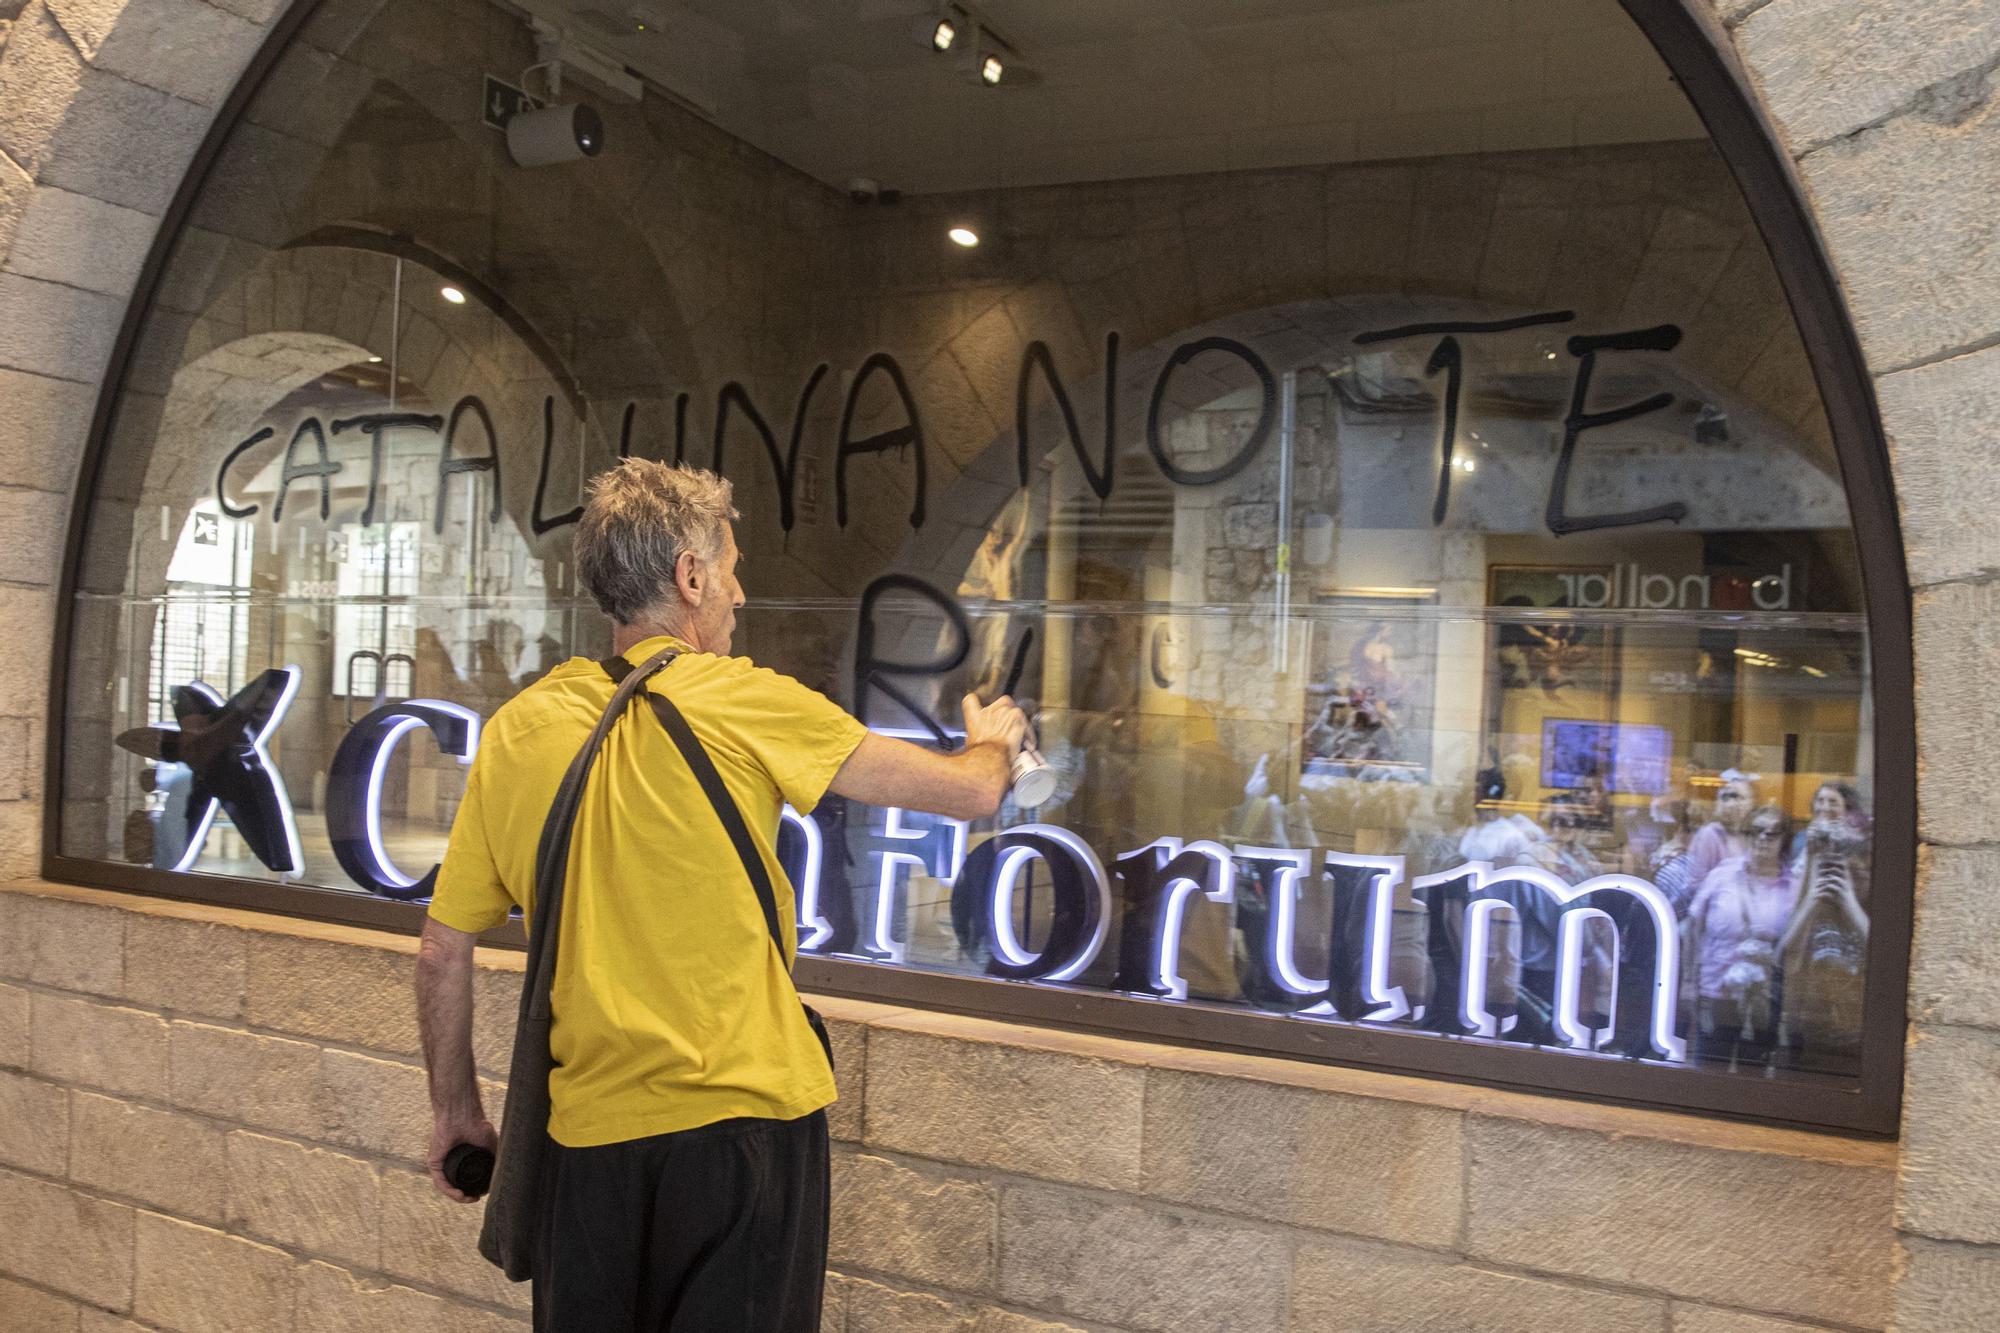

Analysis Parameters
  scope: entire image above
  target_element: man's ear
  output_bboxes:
[675,549,705,605]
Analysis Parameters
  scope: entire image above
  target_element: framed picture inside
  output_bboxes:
[1486,564,1612,698]
[1300,587,1436,780]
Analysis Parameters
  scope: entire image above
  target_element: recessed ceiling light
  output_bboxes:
[980,53,1003,84]
[440,285,467,305]
[948,226,980,248]
[932,18,956,50]
[366,355,383,363]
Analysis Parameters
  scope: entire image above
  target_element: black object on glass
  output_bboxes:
[111,667,302,874]
[443,1142,494,1199]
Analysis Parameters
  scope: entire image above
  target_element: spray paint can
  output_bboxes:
[1009,744,1056,807]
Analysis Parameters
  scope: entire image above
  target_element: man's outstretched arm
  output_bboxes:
[826,692,1026,821]
[415,915,497,1201]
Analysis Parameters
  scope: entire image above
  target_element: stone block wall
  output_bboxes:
[0,879,1895,1332]
[1715,1,2000,1325]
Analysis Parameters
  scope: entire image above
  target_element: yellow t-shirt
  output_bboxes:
[428,635,868,1147]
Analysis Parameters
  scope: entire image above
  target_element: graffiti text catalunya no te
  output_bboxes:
[215,312,1696,541]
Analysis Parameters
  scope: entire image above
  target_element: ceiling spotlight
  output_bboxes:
[366,355,383,363]
[948,226,980,248]
[440,286,467,305]
[913,4,957,52]
[980,52,1003,84]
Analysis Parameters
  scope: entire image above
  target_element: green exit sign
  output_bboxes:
[482,75,539,130]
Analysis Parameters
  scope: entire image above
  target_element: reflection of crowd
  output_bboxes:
[1412,765,1872,1074]
[1680,776,1871,1070]
[833,673,1873,1080]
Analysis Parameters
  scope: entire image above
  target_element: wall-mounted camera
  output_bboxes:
[507,103,604,168]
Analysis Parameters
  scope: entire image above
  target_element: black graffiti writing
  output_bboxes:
[852,573,970,732]
[530,395,582,537]
[438,395,504,536]
[864,674,955,747]
[1353,311,1578,527]
[1001,627,1035,700]
[1352,311,1692,536]
[1145,336,1278,487]
[836,353,926,530]
[330,412,444,527]
[1548,325,1688,536]
[1017,333,1118,502]
[712,365,828,535]
[617,400,637,461]
[1351,309,1577,346]
[1424,336,1463,525]
[215,426,274,520]
[208,316,1709,542]
[273,417,341,524]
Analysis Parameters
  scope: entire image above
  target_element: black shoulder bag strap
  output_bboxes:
[478,644,678,1282]
[601,655,836,1072]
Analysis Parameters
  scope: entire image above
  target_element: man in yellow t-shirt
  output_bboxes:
[416,460,1025,1332]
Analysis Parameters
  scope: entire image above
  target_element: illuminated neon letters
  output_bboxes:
[160,697,1689,1066]
[325,699,482,900]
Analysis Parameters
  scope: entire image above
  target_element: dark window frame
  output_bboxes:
[43,0,1915,1137]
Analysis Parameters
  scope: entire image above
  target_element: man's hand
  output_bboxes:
[428,1112,498,1203]
[962,692,1028,757]
[828,693,1030,821]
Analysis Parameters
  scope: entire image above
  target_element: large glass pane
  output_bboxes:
[61,0,1881,1101]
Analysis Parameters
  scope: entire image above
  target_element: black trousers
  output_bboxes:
[531,1111,829,1333]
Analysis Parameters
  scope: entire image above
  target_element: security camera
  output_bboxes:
[507,103,604,168]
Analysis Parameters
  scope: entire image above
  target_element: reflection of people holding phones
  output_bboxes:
[1776,782,1871,1063]
[1686,805,1795,1070]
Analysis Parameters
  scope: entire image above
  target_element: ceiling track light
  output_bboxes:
[967,20,1012,86]
[917,4,1021,85]
[912,2,957,52]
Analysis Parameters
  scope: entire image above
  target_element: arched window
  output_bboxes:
[54,0,1909,1131]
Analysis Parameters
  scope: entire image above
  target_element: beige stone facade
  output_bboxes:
[0,880,1899,1331]
[0,0,1997,1328]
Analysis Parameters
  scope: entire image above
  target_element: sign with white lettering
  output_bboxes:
[125,681,1689,1068]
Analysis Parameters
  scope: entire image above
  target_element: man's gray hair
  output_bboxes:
[574,460,738,625]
